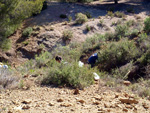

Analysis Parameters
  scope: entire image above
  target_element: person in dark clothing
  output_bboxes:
[55,56,62,63]
[87,53,98,68]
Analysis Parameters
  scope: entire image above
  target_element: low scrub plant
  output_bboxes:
[0,68,19,89]
[62,30,73,42]
[22,27,33,37]
[97,39,139,71]
[107,11,114,17]
[84,12,92,18]
[114,11,125,18]
[75,13,88,24]
[144,17,150,33]
[40,60,94,89]
[115,24,128,39]
[0,37,11,51]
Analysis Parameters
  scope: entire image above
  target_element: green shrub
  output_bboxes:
[0,38,11,51]
[35,51,52,68]
[144,17,150,33]
[40,61,94,89]
[68,15,72,22]
[75,13,88,24]
[97,39,139,71]
[138,50,150,66]
[112,61,133,79]
[104,32,115,41]
[107,11,114,17]
[62,30,73,41]
[115,24,128,39]
[22,27,33,37]
[114,11,125,18]
[84,12,92,18]
[126,20,136,27]
[86,25,91,31]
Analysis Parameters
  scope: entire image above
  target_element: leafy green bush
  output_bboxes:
[62,30,73,41]
[97,39,139,71]
[107,11,114,17]
[75,13,88,24]
[114,11,125,18]
[84,12,92,18]
[35,51,52,68]
[115,24,128,39]
[0,38,11,51]
[126,20,136,27]
[22,27,33,37]
[40,60,94,89]
[144,17,150,33]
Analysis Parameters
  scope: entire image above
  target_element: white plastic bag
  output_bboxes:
[78,61,84,67]
[93,72,100,80]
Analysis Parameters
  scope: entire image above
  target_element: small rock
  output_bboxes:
[125,104,133,109]
[123,81,131,86]
[23,75,29,78]
[12,100,19,105]
[31,74,38,77]
[123,108,128,112]
[93,101,100,105]
[22,105,30,110]
[73,88,80,95]
[8,111,13,113]
[78,99,85,104]
[60,102,72,107]
[119,98,138,104]
[49,102,54,106]
[22,99,32,104]
[104,103,110,108]
[57,99,63,102]
[143,103,149,109]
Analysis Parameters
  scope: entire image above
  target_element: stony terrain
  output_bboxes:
[0,0,150,113]
[0,79,150,113]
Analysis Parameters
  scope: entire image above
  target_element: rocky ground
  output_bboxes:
[0,0,150,113]
[0,78,150,113]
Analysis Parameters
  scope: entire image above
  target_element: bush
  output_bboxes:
[0,38,11,51]
[144,17,150,33]
[40,61,94,89]
[22,27,33,37]
[114,11,125,18]
[0,68,19,89]
[115,24,128,39]
[97,39,139,71]
[126,20,136,27]
[107,11,114,17]
[62,30,73,42]
[75,13,88,24]
[84,12,92,18]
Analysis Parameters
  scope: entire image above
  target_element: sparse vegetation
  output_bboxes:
[62,30,73,42]
[22,27,33,37]
[144,17,150,33]
[40,60,94,89]
[107,11,114,17]
[114,11,125,18]
[75,13,88,24]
